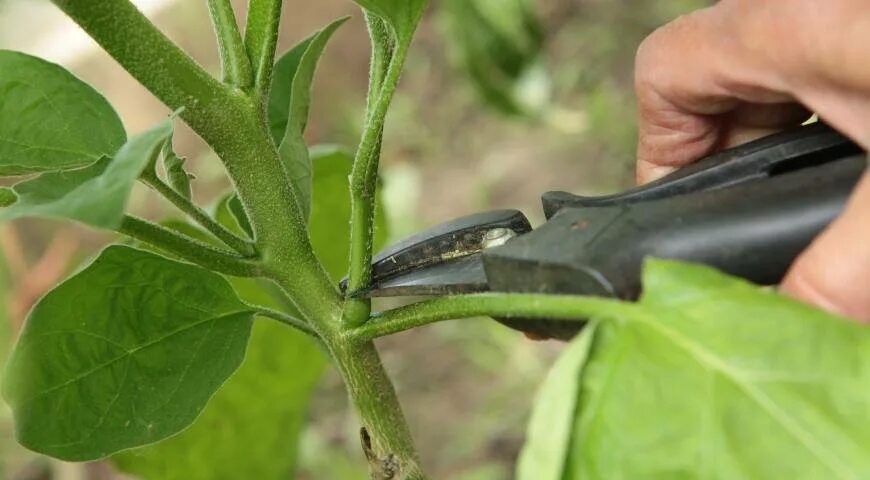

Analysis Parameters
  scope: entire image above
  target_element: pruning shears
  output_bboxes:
[342,123,867,340]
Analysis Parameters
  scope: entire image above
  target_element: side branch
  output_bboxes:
[348,294,632,341]
[119,215,261,277]
[344,44,410,325]
[207,0,253,87]
[244,0,283,94]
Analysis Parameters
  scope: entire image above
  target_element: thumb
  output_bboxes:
[781,167,870,322]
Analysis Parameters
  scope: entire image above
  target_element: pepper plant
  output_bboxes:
[2,2,870,480]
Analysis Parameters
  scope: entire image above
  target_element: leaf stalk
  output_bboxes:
[118,215,261,277]
[140,171,256,256]
[349,294,632,341]
[250,306,316,337]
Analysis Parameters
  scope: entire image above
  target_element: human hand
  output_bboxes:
[634,0,870,321]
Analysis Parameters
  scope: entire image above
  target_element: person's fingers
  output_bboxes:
[634,7,807,184]
[634,11,728,183]
[636,103,810,184]
[781,169,870,322]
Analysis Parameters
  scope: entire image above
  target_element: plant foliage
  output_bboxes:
[519,260,870,480]
[0,2,865,479]
[2,246,255,461]
[0,51,126,175]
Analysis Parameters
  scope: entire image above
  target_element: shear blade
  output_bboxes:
[345,209,532,298]
[358,253,489,298]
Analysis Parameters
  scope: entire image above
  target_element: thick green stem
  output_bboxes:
[140,172,255,256]
[207,0,252,87]
[350,294,633,341]
[228,110,343,328]
[52,0,339,323]
[345,44,410,325]
[118,215,260,276]
[51,0,235,145]
[244,0,283,94]
[328,339,426,480]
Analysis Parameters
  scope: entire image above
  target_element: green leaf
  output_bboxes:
[351,0,428,44]
[161,135,193,200]
[309,145,388,280]
[112,318,325,480]
[1,245,254,461]
[0,50,126,175]
[267,39,312,144]
[0,118,173,228]
[558,259,870,479]
[269,18,347,221]
[515,322,597,480]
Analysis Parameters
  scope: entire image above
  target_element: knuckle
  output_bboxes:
[634,11,706,89]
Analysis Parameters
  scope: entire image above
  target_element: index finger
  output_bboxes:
[634,9,803,184]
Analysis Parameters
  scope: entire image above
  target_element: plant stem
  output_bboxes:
[350,294,633,341]
[207,0,252,88]
[52,0,339,321]
[244,0,283,95]
[327,338,426,480]
[228,110,343,328]
[140,172,255,256]
[118,215,261,277]
[345,44,410,326]
[54,4,425,477]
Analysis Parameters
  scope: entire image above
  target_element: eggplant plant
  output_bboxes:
[2,2,870,480]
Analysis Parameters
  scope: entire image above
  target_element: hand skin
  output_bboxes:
[634,0,870,321]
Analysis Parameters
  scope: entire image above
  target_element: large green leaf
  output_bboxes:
[115,216,323,480]
[2,246,255,461]
[0,118,173,228]
[269,18,347,221]
[0,50,126,175]
[551,260,870,479]
[352,0,427,43]
[112,317,325,480]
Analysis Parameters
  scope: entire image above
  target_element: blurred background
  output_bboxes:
[0,0,707,478]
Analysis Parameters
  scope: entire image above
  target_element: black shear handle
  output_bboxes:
[485,153,867,340]
[542,122,862,217]
[591,153,867,296]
